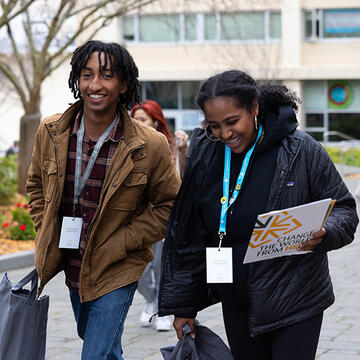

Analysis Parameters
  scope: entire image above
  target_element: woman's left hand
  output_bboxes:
[297,227,326,251]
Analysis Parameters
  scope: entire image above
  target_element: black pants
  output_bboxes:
[222,300,323,360]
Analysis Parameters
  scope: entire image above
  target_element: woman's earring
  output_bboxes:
[254,116,258,130]
[205,125,220,142]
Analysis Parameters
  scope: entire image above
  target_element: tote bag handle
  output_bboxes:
[11,269,38,299]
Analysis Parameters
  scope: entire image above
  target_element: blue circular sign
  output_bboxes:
[330,86,347,104]
[328,82,353,109]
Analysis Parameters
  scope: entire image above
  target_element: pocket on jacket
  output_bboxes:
[108,170,147,211]
[42,158,57,202]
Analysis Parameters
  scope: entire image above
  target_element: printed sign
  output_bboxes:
[243,199,335,263]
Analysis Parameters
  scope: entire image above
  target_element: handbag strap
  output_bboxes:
[12,269,39,299]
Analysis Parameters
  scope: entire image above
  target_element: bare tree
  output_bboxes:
[0,0,156,193]
[0,0,36,28]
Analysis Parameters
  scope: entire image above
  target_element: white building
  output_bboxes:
[2,0,360,148]
[116,0,360,142]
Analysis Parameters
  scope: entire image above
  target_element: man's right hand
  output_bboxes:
[173,317,196,339]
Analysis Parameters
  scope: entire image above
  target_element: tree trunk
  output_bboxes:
[18,112,41,194]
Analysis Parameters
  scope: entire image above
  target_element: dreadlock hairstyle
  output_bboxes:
[130,100,174,144]
[68,40,141,110]
[196,70,299,123]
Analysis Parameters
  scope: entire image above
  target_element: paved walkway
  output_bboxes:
[1,164,360,359]
[2,237,359,360]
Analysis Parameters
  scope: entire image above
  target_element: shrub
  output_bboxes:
[7,207,36,241]
[325,146,360,167]
[0,155,18,205]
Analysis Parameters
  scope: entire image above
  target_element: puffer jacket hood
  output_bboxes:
[257,105,298,154]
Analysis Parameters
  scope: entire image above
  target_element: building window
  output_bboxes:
[140,81,203,134]
[306,113,324,127]
[304,80,360,142]
[329,113,360,140]
[304,10,321,40]
[304,9,360,40]
[221,12,264,40]
[184,14,197,41]
[204,13,217,40]
[143,81,201,110]
[123,16,135,41]
[182,81,200,109]
[269,11,282,39]
[145,82,178,109]
[139,14,180,42]
[324,9,360,38]
[304,11,314,39]
[122,11,281,43]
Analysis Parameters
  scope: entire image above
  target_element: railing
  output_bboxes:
[323,131,357,144]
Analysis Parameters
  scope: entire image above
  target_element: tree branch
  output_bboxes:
[46,0,154,72]
[40,0,70,59]
[23,9,37,68]
[6,22,31,91]
[0,0,36,28]
[0,59,27,108]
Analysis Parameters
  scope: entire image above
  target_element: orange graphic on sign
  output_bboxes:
[249,211,303,248]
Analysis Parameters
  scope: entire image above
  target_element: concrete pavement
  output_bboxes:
[1,266,225,360]
[2,236,360,360]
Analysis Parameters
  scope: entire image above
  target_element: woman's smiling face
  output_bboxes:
[204,96,259,154]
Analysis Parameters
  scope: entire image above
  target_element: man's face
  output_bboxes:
[78,51,127,117]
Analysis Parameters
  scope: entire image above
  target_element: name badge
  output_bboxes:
[206,247,233,283]
[59,216,83,249]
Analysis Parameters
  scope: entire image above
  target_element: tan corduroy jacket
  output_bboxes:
[26,101,181,302]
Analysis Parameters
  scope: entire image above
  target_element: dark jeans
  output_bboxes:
[222,300,323,360]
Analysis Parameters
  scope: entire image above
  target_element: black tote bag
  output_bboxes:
[161,322,233,360]
[0,268,49,360]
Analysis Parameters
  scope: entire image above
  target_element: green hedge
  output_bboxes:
[325,146,360,167]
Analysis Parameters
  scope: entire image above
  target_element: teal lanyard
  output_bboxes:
[218,125,263,247]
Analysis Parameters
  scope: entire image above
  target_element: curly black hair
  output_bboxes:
[196,70,299,121]
[68,40,140,110]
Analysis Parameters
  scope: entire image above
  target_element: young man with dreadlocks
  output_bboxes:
[26,40,180,359]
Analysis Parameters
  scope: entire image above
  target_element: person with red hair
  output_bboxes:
[131,100,188,178]
[131,100,188,331]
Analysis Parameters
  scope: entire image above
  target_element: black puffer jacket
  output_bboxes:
[158,105,358,337]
